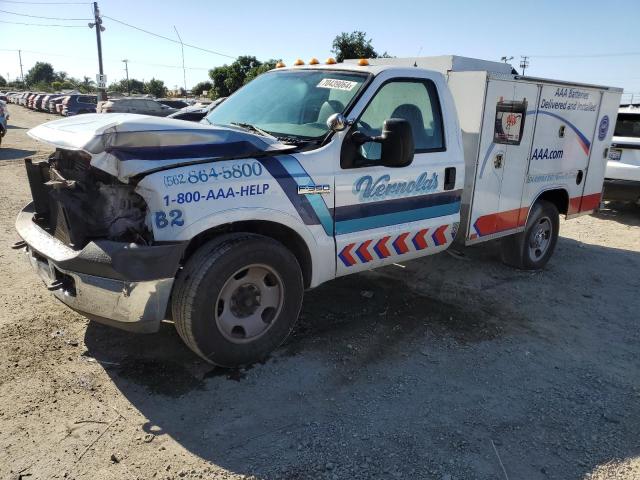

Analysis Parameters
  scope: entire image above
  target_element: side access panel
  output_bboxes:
[466,78,539,243]
[521,84,610,217]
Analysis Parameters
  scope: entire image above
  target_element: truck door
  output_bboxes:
[334,74,463,276]
[467,80,539,241]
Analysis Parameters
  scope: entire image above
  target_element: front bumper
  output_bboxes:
[16,203,187,333]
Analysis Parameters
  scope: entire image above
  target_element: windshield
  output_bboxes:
[205,69,369,140]
[614,113,640,138]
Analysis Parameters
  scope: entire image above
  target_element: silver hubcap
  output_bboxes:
[215,264,284,344]
[529,217,552,261]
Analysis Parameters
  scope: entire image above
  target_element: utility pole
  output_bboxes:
[173,25,187,98]
[122,59,130,95]
[18,49,24,85]
[520,56,529,75]
[89,2,106,101]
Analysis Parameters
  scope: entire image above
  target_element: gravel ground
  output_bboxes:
[0,106,639,480]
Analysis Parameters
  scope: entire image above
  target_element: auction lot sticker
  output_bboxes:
[317,78,358,90]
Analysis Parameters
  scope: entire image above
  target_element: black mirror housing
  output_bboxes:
[380,118,414,168]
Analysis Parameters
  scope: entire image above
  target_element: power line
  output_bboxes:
[0,18,85,26]
[0,7,91,19]
[0,1,90,4]
[0,47,212,71]
[102,15,236,59]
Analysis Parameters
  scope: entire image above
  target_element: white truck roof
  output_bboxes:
[344,55,516,75]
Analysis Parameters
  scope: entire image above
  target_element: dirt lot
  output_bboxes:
[0,106,639,480]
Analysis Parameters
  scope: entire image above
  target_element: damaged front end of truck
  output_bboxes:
[15,113,290,332]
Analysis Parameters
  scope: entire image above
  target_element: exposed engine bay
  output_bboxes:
[25,149,151,248]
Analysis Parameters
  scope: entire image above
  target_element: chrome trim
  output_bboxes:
[465,226,525,246]
[26,248,172,331]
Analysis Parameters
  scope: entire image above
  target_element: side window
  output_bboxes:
[356,80,444,161]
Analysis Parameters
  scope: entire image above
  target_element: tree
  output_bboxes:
[79,76,96,93]
[208,56,275,99]
[25,62,55,86]
[145,78,167,98]
[108,78,144,94]
[331,31,380,62]
[191,80,213,97]
[53,71,68,83]
[0,74,6,87]
[244,59,279,84]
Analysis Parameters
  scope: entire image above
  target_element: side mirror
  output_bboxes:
[380,118,414,167]
[326,112,352,132]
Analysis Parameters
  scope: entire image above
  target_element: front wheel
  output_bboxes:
[172,234,304,366]
[501,200,559,270]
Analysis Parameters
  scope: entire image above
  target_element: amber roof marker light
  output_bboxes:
[293,59,305,66]
[358,58,370,66]
[275,61,286,68]
[309,57,319,65]
[326,57,337,64]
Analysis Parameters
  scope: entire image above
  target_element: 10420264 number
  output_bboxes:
[163,162,263,187]
[154,209,184,229]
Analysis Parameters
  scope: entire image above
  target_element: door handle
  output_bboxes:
[494,153,504,169]
[444,167,456,190]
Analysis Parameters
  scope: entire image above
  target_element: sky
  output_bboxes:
[0,0,638,102]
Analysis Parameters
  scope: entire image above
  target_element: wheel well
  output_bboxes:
[536,188,569,215]
[183,221,313,288]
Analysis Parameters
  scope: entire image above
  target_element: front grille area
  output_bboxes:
[24,150,151,249]
[25,157,80,246]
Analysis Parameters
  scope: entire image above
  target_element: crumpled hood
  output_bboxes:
[28,113,293,182]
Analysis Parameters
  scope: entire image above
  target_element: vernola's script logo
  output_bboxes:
[354,172,438,201]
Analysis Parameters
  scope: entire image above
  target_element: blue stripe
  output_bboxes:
[534,110,591,150]
[106,141,263,161]
[260,155,461,236]
[257,155,333,236]
[335,190,462,222]
[335,201,461,235]
[479,109,591,179]
[257,156,322,227]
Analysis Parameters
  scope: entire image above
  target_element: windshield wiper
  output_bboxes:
[276,136,321,146]
[230,122,273,138]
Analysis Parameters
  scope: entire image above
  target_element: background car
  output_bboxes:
[97,97,176,116]
[604,106,640,204]
[167,97,225,122]
[48,96,66,114]
[0,100,8,147]
[157,98,189,109]
[61,95,97,116]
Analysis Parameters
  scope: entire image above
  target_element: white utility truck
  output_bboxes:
[603,106,640,203]
[15,56,621,366]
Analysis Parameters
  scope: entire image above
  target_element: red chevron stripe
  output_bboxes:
[432,225,448,246]
[374,236,391,259]
[356,240,374,263]
[339,243,356,266]
[393,232,410,254]
[412,229,429,250]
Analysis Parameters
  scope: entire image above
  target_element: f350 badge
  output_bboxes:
[298,184,331,195]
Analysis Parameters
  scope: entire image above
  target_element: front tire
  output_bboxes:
[501,200,559,270]
[172,234,304,366]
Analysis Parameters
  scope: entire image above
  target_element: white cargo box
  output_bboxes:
[350,56,622,244]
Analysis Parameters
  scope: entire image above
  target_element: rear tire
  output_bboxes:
[501,200,559,270]
[172,233,304,367]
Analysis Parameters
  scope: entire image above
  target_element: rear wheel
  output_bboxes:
[501,200,559,270]
[172,234,304,366]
